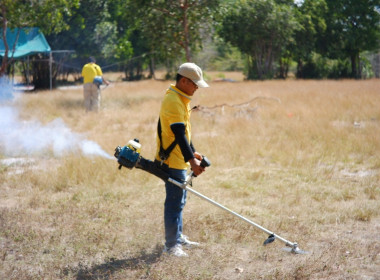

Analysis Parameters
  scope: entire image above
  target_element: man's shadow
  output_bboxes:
[73,245,162,279]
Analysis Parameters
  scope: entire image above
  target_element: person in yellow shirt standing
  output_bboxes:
[81,57,109,112]
[156,62,209,257]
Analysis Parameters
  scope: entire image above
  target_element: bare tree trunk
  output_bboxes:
[0,6,9,76]
[181,0,192,62]
[265,42,273,77]
[149,56,156,80]
[351,52,360,79]
[296,58,304,78]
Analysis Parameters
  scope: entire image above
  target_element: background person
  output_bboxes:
[156,62,209,257]
[81,57,109,112]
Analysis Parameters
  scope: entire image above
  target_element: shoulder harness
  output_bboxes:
[157,118,177,164]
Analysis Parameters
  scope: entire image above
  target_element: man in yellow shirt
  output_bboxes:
[156,62,209,257]
[81,57,109,112]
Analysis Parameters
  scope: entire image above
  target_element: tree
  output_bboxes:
[0,0,79,76]
[291,0,328,78]
[322,0,380,78]
[46,0,120,64]
[131,0,221,68]
[47,0,158,81]
[109,0,149,80]
[219,0,299,79]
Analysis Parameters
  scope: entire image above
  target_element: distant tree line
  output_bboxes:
[1,0,379,87]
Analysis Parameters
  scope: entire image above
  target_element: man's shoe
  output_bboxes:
[179,234,200,248]
[163,244,188,257]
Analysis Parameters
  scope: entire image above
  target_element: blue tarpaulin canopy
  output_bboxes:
[0,27,51,58]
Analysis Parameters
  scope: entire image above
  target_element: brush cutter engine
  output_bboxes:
[114,139,140,169]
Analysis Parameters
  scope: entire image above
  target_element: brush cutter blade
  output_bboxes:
[282,246,309,254]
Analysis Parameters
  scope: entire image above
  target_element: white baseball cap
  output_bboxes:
[178,62,209,88]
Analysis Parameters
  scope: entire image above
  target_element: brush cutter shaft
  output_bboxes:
[168,176,296,248]
[114,143,304,253]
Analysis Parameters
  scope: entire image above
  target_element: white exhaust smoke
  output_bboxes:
[0,78,113,159]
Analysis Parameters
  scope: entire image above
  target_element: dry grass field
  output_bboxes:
[0,74,379,280]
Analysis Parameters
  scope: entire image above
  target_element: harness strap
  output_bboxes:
[158,118,177,163]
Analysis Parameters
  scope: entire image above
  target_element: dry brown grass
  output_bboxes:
[1,76,379,279]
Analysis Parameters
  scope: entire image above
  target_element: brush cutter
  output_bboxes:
[114,139,308,254]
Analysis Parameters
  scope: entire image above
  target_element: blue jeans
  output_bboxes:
[164,168,187,248]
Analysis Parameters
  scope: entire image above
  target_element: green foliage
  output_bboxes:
[219,0,299,80]
[296,52,354,79]
[357,54,375,79]
[114,34,133,61]
[297,53,329,79]
[194,35,245,71]
[292,0,328,78]
[46,0,119,64]
[0,0,80,78]
[321,0,380,78]
[130,0,221,64]
[208,45,245,71]
[0,0,79,34]
[2,0,379,81]
[94,21,118,59]
[327,58,352,79]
